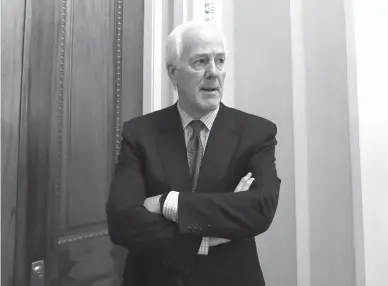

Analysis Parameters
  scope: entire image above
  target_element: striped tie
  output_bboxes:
[187,120,205,191]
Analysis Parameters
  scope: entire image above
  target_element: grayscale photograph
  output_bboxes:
[1,0,387,286]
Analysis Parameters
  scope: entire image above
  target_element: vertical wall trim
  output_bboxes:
[0,9,1,283]
[173,0,188,26]
[170,0,197,103]
[204,0,216,21]
[290,0,311,285]
[343,0,366,286]
[143,0,163,114]
[219,0,234,108]
[54,0,68,238]
[192,0,205,22]
[14,1,32,284]
[114,0,123,158]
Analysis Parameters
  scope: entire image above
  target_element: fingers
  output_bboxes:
[234,172,255,192]
[143,198,149,207]
[143,196,161,214]
[242,177,255,191]
[208,237,220,247]
[234,172,251,192]
[208,237,231,247]
[217,238,230,245]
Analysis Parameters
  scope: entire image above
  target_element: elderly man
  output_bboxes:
[106,21,281,286]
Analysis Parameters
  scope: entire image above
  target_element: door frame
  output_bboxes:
[1,0,28,285]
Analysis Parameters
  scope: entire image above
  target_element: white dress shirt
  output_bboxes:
[162,101,219,255]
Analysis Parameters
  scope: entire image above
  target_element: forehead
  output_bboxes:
[180,27,225,58]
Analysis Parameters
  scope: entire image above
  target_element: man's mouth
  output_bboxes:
[200,87,219,92]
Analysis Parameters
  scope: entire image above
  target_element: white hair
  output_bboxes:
[165,21,227,70]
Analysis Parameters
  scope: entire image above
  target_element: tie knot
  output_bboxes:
[190,120,205,136]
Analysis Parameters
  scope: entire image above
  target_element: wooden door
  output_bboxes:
[2,0,144,285]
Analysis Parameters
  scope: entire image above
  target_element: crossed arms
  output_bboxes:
[106,121,280,272]
[143,172,256,248]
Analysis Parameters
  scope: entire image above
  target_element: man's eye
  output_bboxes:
[192,59,207,70]
[195,59,206,65]
[216,58,225,69]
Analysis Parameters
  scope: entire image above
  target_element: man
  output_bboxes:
[106,21,281,286]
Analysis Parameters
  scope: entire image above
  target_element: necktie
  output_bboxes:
[188,120,205,191]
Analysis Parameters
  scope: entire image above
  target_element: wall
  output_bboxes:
[347,1,388,285]
[234,1,297,286]
[302,1,355,285]
[234,0,356,285]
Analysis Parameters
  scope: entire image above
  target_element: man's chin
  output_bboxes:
[201,98,220,111]
[202,93,221,105]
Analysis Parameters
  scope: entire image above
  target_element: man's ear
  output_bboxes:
[167,64,178,88]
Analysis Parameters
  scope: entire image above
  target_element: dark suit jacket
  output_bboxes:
[106,102,281,286]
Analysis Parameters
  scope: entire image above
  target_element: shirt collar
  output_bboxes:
[177,101,219,131]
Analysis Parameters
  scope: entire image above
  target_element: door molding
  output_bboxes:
[142,0,163,114]
[0,0,25,285]
[289,0,311,285]
[58,229,108,245]
[1,0,28,285]
[114,0,124,159]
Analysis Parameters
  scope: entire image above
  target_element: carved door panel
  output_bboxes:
[11,0,144,285]
[47,0,144,284]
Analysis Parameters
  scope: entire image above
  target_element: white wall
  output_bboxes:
[234,0,356,285]
[302,1,356,285]
[348,1,388,285]
[234,1,297,286]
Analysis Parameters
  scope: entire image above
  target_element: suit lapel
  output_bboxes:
[157,103,239,193]
[196,103,239,193]
[157,104,192,192]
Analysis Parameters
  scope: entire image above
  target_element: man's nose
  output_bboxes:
[205,61,217,78]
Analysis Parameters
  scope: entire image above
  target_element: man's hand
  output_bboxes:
[144,194,162,214]
[208,237,231,247]
[208,173,255,247]
[234,172,255,192]
[143,174,254,244]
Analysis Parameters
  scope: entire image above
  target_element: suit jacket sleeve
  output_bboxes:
[106,121,201,274]
[177,122,281,239]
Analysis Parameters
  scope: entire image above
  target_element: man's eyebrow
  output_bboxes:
[191,52,226,58]
[191,53,209,58]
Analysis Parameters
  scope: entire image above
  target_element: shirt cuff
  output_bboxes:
[162,191,179,222]
[198,237,209,255]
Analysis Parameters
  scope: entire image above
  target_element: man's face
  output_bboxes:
[171,27,226,118]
